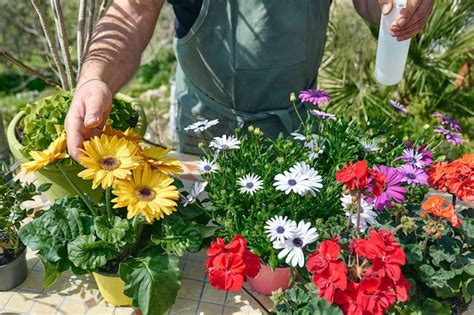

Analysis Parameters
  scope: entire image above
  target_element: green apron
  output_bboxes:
[174,0,331,154]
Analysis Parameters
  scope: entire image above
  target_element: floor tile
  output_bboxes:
[57,298,87,315]
[85,302,116,315]
[197,302,224,314]
[183,261,205,281]
[201,284,226,304]
[113,306,137,315]
[3,290,37,313]
[224,291,251,309]
[187,250,207,263]
[0,291,14,308]
[177,279,204,300]
[29,294,64,315]
[169,298,198,314]
[18,270,45,292]
[223,306,243,315]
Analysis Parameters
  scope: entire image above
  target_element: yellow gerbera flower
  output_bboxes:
[142,146,183,175]
[112,165,179,223]
[21,132,68,174]
[78,134,142,189]
[103,125,142,142]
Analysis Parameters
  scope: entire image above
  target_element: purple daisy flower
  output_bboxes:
[299,89,332,106]
[389,100,408,114]
[399,142,432,168]
[432,112,462,132]
[366,165,407,210]
[434,126,464,146]
[398,164,428,187]
[311,109,336,120]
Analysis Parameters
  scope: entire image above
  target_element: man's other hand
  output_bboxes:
[65,80,112,161]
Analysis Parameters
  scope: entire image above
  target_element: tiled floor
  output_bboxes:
[0,152,273,315]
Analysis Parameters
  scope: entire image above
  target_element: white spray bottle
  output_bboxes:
[374,0,411,86]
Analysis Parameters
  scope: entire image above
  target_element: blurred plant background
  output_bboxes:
[0,0,472,155]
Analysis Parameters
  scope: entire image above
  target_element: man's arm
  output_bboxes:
[65,0,164,160]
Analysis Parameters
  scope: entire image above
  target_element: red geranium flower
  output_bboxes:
[368,169,386,197]
[307,238,341,274]
[207,253,246,291]
[356,277,397,315]
[392,274,411,302]
[334,282,362,315]
[336,160,369,191]
[313,262,348,303]
[225,235,261,277]
[421,195,462,228]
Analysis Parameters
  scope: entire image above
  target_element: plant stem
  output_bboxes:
[241,286,270,314]
[451,194,457,207]
[105,188,113,217]
[355,192,362,235]
[422,233,430,253]
[131,216,144,256]
[292,101,305,127]
[56,162,97,216]
[391,223,403,235]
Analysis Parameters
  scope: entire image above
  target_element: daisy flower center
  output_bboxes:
[246,182,254,189]
[288,179,297,186]
[203,165,212,172]
[407,173,416,180]
[99,155,121,170]
[292,237,303,248]
[136,186,156,201]
[276,226,285,234]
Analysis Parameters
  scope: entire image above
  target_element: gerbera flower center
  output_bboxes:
[136,186,156,201]
[292,237,304,248]
[276,226,285,234]
[288,179,297,186]
[99,155,121,170]
[246,182,254,189]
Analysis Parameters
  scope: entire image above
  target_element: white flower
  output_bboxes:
[273,221,318,267]
[184,119,219,132]
[305,136,325,160]
[291,132,306,141]
[209,135,241,150]
[198,159,219,174]
[237,173,263,195]
[340,194,379,232]
[182,181,208,207]
[289,162,323,196]
[360,140,380,152]
[401,148,426,168]
[273,171,312,195]
[265,216,297,242]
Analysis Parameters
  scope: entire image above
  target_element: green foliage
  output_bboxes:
[67,235,117,270]
[94,216,135,248]
[119,255,182,315]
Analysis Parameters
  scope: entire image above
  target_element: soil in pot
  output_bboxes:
[0,234,26,266]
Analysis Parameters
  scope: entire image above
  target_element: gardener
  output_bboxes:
[66,0,434,157]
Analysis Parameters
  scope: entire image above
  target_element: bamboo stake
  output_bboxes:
[83,0,96,57]
[0,51,61,87]
[30,0,67,89]
[97,0,109,19]
[51,0,74,89]
[77,0,87,76]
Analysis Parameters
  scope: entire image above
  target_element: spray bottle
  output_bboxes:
[374,0,411,86]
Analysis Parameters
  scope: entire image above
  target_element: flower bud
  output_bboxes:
[290,93,297,103]
[198,142,205,149]
[277,156,285,164]
[254,127,262,136]
[248,125,255,133]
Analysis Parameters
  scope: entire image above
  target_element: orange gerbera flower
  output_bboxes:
[421,196,462,228]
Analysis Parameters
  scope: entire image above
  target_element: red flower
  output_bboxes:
[313,262,348,303]
[334,282,363,315]
[225,235,261,277]
[207,253,246,291]
[307,239,341,274]
[392,274,411,302]
[336,160,369,191]
[368,169,386,197]
[205,238,225,268]
[356,277,397,315]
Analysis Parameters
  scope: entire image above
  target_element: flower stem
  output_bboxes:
[56,162,97,216]
[105,188,113,217]
[391,223,403,235]
[422,233,430,253]
[241,286,270,314]
[131,216,144,256]
[292,100,305,127]
[451,194,457,207]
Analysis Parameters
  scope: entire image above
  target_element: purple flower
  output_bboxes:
[366,165,407,210]
[434,126,464,146]
[399,142,432,168]
[389,100,408,114]
[432,112,462,132]
[311,109,336,120]
[299,89,332,106]
[398,164,428,187]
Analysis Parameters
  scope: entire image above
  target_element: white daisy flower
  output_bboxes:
[198,159,219,174]
[182,181,208,207]
[184,119,219,132]
[265,216,297,242]
[360,140,380,152]
[274,221,319,267]
[289,162,323,196]
[209,135,241,150]
[305,136,325,160]
[291,132,306,141]
[237,173,263,195]
[401,148,426,168]
[273,171,312,196]
[340,194,379,232]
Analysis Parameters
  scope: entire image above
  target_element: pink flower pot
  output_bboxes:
[248,264,294,296]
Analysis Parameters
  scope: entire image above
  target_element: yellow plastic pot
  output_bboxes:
[93,272,132,306]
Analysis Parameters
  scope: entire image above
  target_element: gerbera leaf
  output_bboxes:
[67,235,117,271]
[119,255,182,315]
[94,216,135,248]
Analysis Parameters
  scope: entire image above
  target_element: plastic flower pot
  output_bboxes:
[248,264,294,296]
[0,247,27,291]
[6,93,146,203]
[93,271,132,306]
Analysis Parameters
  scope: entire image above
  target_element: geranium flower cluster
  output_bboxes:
[428,153,473,202]
[421,195,462,229]
[307,230,410,315]
[204,236,261,291]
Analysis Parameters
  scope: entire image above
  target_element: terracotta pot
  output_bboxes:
[248,264,294,296]
[0,247,27,291]
[93,272,132,306]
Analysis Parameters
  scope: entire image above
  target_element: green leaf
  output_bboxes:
[94,216,135,247]
[119,255,182,315]
[40,256,65,290]
[429,237,460,266]
[37,183,52,193]
[404,243,423,264]
[197,225,218,239]
[152,217,203,256]
[421,298,451,315]
[67,235,117,271]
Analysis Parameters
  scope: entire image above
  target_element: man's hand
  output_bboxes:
[380,0,434,41]
[65,80,112,161]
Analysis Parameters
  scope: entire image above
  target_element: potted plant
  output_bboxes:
[7,89,146,202]
[18,127,215,314]
[0,164,50,291]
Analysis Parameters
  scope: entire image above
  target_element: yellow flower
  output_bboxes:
[103,125,142,142]
[21,132,68,174]
[78,134,142,189]
[142,146,183,175]
[112,165,179,223]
